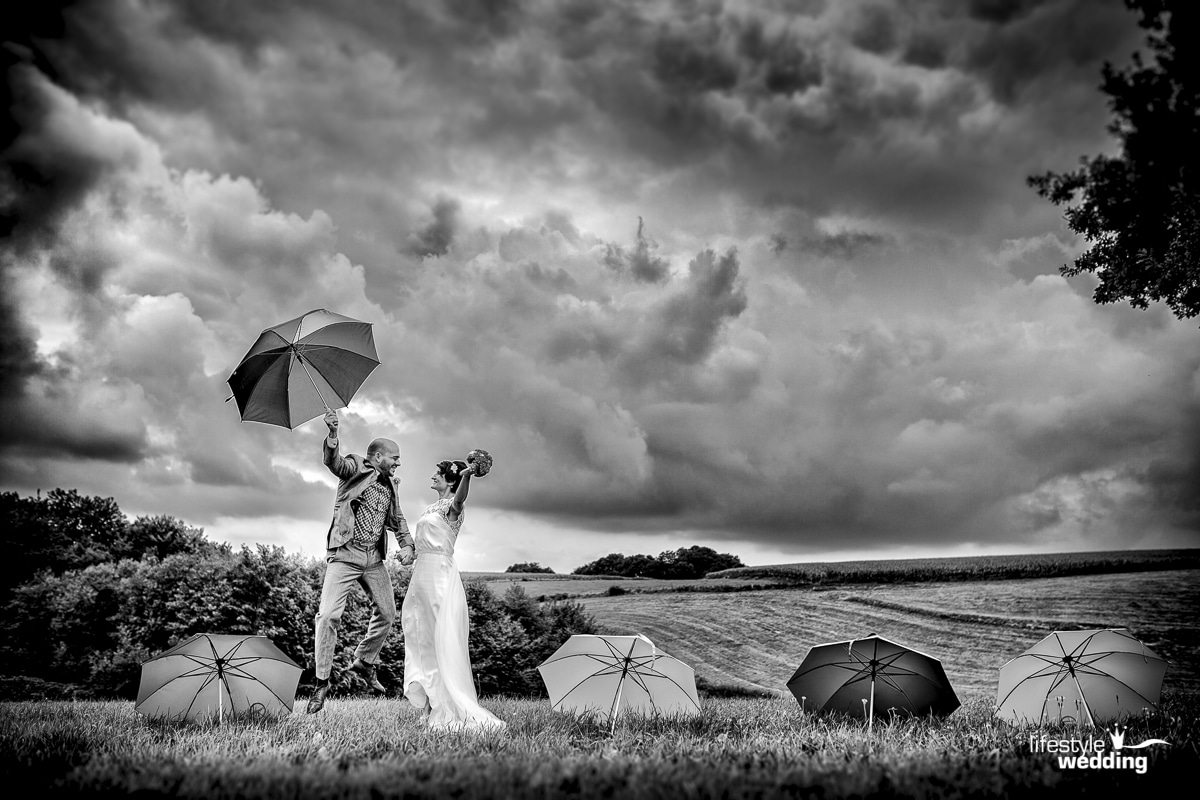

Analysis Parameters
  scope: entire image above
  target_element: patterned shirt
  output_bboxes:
[351,477,391,548]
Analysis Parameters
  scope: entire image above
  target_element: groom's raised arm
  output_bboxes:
[321,410,357,479]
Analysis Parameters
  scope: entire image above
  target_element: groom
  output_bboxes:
[307,409,415,714]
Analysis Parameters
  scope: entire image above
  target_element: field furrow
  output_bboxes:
[577,571,1200,703]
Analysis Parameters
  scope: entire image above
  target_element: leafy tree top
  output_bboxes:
[572,546,743,579]
[1029,0,1200,321]
[505,562,555,573]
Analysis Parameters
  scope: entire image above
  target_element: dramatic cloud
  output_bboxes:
[2,0,1196,569]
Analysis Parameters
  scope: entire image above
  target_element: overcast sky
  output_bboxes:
[2,0,1197,572]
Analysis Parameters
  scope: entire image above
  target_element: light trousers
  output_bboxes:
[314,541,395,680]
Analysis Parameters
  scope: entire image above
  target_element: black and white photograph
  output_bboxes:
[1,1,1197,797]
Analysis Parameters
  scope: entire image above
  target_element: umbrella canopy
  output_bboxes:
[226,308,380,429]
[538,634,701,730]
[136,633,302,722]
[786,635,960,726]
[996,628,1168,727]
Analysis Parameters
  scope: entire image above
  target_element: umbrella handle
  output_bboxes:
[1070,672,1097,728]
[869,679,875,731]
[611,680,624,736]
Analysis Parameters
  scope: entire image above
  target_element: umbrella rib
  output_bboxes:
[1070,664,1162,706]
[1019,657,1078,678]
[227,654,301,668]
[220,666,296,708]
[219,639,299,709]
[226,654,301,669]
[266,330,293,347]
[293,350,331,412]
[790,660,871,680]
[223,638,300,669]
[874,672,914,699]
[630,663,702,711]
[1074,650,1167,666]
[549,662,627,708]
[138,664,225,706]
[996,662,1073,712]
[181,671,223,720]
[541,652,629,668]
[293,344,365,406]
[1000,652,1077,725]
[542,638,630,668]
[608,638,643,724]
[871,670,941,710]
[624,667,656,709]
[204,636,235,720]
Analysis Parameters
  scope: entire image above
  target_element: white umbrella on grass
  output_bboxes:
[537,634,701,733]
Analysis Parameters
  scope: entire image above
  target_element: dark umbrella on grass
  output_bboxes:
[786,634,960,729]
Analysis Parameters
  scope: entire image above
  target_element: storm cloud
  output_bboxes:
[2,0,1196,569]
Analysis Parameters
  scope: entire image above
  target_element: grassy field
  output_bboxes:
[465,573,785,599]
[3,554,1196,798]
[707,548,1200,584]
[2,694,1196,799]
[468,548,1200,600]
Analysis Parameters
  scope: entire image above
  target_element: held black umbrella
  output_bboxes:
[135,633,302,723]
[226,309,380,429]
[786,634,960,729]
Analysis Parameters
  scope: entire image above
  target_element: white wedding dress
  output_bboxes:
[401,497,505,731]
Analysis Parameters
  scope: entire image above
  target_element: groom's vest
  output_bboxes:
[322,440,409,554]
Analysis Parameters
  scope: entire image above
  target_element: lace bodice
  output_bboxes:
[413,497,463,555]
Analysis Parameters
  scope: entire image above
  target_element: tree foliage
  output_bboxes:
[573,546,744,579]
[504,562,555,573]
[1028,0,1200,320]
[1,489,215,600]
[0,488,599,700]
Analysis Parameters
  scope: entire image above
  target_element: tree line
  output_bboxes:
[0,489,596,701]
[505,548,744,579]
[570,546,744,579]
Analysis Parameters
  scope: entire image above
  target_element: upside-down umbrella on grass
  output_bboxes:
[995,628,1168,727]
[226,308,380,429]
[786,634,959,729]
[135,633,302,723]
[538,634,701,733]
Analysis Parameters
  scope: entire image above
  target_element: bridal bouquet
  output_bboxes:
[467,449,493,477]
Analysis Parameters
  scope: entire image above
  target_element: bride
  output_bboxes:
[401,455,505,731]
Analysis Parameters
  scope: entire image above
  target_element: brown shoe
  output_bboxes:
[306,682,329,714]
[350,658,386,694]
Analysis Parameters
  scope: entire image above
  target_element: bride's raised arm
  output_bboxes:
[448,462,473,519]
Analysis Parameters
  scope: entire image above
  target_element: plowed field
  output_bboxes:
[575,569,1200,701]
